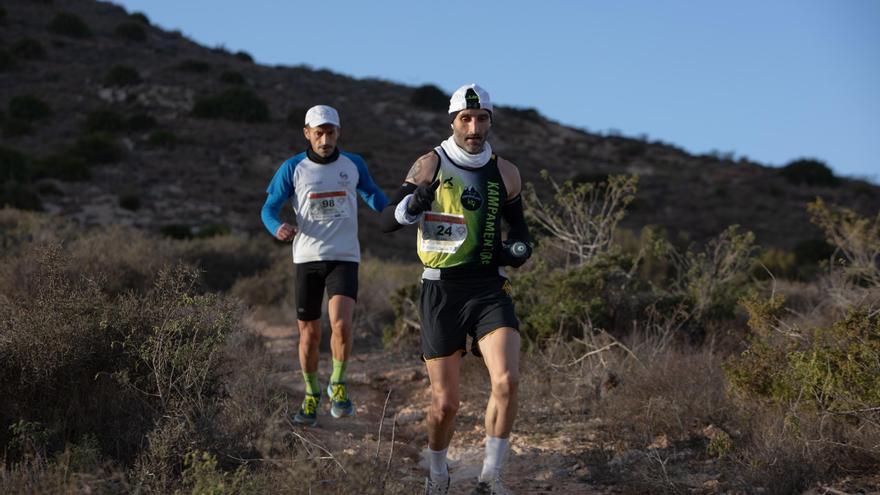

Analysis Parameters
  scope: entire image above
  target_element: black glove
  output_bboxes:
[500,239,532,268]
[406,179,440,216]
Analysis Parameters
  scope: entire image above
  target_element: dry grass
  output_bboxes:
[3,202,879,492]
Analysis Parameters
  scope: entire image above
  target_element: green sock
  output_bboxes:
[303,371,319,395]
[330,358,347,384]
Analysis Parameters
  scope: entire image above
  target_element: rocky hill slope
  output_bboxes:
[2,0,877,259]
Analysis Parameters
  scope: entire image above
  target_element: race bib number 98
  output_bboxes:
[308,191,349,220]
[420,212,467,253]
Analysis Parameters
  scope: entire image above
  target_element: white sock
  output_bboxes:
[428,447,449,479]
[480,436,509,480]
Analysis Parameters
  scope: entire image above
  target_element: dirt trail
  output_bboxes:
[246,316,602,494]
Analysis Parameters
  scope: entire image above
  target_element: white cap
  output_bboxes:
[448,83,493,114]
[304,105,340,127]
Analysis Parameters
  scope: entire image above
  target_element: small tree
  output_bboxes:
[48,13,92,38]
[103,65,141,87]
[807,198,880,309]
[669,225,757,320]
[780,158,839,187]
[524,171,637,266]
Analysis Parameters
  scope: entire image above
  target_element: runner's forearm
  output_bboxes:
[380,182,418,232]
[501,194,529,242]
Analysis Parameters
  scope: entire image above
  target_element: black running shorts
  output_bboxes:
[295,261,358,321]
[419,276,519,360]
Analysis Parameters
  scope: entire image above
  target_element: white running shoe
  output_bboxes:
[424,473,450,495]
[468,476,511,495]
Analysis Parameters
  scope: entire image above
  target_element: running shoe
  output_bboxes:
[293,392,321,426]
[424,473,450,495]
[326,382,355,418]
[468,476,511,495]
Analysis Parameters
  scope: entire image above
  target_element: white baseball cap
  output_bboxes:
[304,105,340,127]
[448,83,493,114]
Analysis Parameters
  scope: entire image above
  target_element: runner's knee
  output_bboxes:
[431,397,460,421]
[329,316,352,334]
[491,372,519,400]
[298,324,321,347]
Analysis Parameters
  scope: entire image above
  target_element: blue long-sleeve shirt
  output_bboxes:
[261,150,387,263]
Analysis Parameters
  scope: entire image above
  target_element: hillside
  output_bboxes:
[1,0,878,259]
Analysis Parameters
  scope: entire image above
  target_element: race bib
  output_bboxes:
[307,191,349,220]
[420,212,467,253]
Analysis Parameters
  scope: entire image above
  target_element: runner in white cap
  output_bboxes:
[381,84,532,495]
[262,104,388,427]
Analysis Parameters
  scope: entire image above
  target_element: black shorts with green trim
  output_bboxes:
[419,275,519,360]
[295,260,358,321]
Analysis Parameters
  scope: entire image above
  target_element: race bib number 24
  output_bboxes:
[420,212,467,253]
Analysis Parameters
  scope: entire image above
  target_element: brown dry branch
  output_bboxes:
[808,198,880,314]
[524,172,637,266]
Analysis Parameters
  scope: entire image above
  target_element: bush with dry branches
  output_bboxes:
[524,172,637,266]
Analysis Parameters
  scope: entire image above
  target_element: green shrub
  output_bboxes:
[2,119,34,137]
[513,252,652,342]
[194,224,230,238]
[114,22,146,42]
[35,153,91,181]
[754,247,797,280]
[175,59,211,73]
[178,451,249,494]
[192,88,270,123]
[103,65,141,86]
[36,182,62,196]
[780,158,839,187]
[125,113,157,131]
[118,193,140,211]
[0,243,244,466]
[84,109,125,133]
[0,49,15,72]
[219,70,246,85]
[179,235,272,292]
[728,295,880,414]
[0,7,6,26]
[0,182,42,211]
[70,134,123,164]
[383,283,421,349]
[129,12,150,25]
[8,95,51,121]
[48,12,92,38]
[410,84,448,111]
[616,139,647,161]
[160,224,192,239]
[673,225,757,320]
[808,198,880,290]
[11,38,48,60]
[147,129,177,148]
[0,146,30,183]
[234,50,253,63]
[0,148,42,210]
[793,238,834,266]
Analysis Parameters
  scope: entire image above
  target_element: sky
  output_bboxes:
[114,0,880,181]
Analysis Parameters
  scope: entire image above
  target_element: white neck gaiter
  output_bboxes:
[440,136,492,168]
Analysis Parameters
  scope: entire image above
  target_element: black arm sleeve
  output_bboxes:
[380,182,418,233]
[501,194,530,242]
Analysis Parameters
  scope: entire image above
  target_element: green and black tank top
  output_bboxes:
[417,147,507,272]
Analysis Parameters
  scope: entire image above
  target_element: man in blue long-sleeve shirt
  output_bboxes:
[261,104,388,426]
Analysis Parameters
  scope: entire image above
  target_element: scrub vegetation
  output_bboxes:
[1,177,878,494]
[1,0,878,491]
